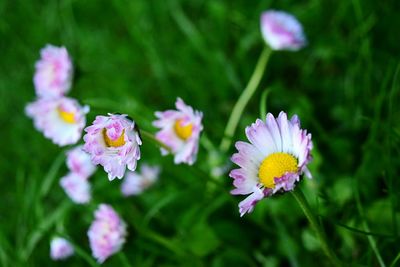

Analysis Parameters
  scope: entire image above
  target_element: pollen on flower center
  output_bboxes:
[103,129,126,147]
[258,152,298,188]
[58,107,76,124]
[174,119,193,140]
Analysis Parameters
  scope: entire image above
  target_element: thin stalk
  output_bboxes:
[259,89,270,119]
[140,130,171,153]
[291,189,341,267]
[354,179,386,267]
[220,47,272,152]
[390,251,400,267]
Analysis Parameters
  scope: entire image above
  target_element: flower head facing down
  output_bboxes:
[25,97,89,146]
[88,204,127,263]
[260,10,306,51]
[230,112,312,216]
[50,237,74,260]
[34,45,73,98]
[83,114,142,180]
[121,164,160,196]
[153,98,203,165]
[66,145,96,179]
[60,172,91,204]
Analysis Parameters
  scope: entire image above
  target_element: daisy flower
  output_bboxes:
[34,44,73,98]
[50,237,74,260]
[121,164,160,196]
[60,172,91,204]
[66,145,96,179]
[153,98,203,165]
[230,112,312,216]
[25,97,89,146]
[83,114,142,180]
[260,10,306,51]
[88,204,127,263]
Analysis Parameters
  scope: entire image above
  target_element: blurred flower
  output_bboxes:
[66,145,96,179]
[34,44,73,98]
[60,172,91,204]
[25,97,89,146]
[260,10,306,51]
[153,98,203,165]
[50,237,74,260]
[230,112,312,216]
[88,204,127,263]
[83,114,142,180]
[121,164,160,196]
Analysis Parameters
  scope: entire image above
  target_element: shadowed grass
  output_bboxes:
[0,0,399,266]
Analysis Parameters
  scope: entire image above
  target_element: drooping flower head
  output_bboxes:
[83,114,142,180]
[25,97,89,146]
[153,98,203,165]
[66,145,96,179]
[60,172,91,204]
[88,204,127,263]
[50,237,74,260]
[230,112,312,216]
[34,44,73,98]
[260,10,306,51]
[121,164,160,196]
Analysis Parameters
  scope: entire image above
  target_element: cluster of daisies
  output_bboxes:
[28,9,312,263]
[26,45,203,262]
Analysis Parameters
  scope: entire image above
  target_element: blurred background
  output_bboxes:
[1,0,400,266]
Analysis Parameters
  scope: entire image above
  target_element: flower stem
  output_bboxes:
[140,129,172,153]
[291,189,342,267]
[219,47,272,152]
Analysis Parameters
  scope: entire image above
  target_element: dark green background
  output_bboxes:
[1,0,399,266]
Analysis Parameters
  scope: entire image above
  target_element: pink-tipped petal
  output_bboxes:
[34,45,73,98]
[153,98,203,165]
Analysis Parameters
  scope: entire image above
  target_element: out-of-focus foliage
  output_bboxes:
[0,0,399,266]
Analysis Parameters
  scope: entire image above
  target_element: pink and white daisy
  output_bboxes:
[83,114,142,180]
[50,237,74,260]
[34,44,73,98]
[25,97,89,146]
[260,10,306,51]
[230,112,312,216]
[153,98,203,165]
[60,172,91,204]
[88,204,127,263]
[121,164,160,196]
[66,145,96,179]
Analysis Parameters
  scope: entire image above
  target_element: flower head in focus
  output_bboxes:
[121,164,160,196]
[25,97,89,146]
[66,145,96,179]
[50,237,74,260]
[60,172,91,204]
[230,112,312,216]
[34,44,73,98]
[153,98,203,165]
[88,204,127,263]
[260,10,306,51]
[83,114,142,180]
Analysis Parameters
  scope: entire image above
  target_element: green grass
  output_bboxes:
[1,0,400,266]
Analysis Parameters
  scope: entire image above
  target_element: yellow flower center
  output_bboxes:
[258,152,298,188]
[174,119,193,140]
[103,129,126,147]
[58,108,76,124]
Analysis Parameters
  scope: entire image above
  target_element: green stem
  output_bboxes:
[259,89,270,120]
[140,129,171,153]
[291,189,341,267]
[219,47,272,152]
[118,252,132,267]
[390,251,400,267]
[354,179,386,267]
